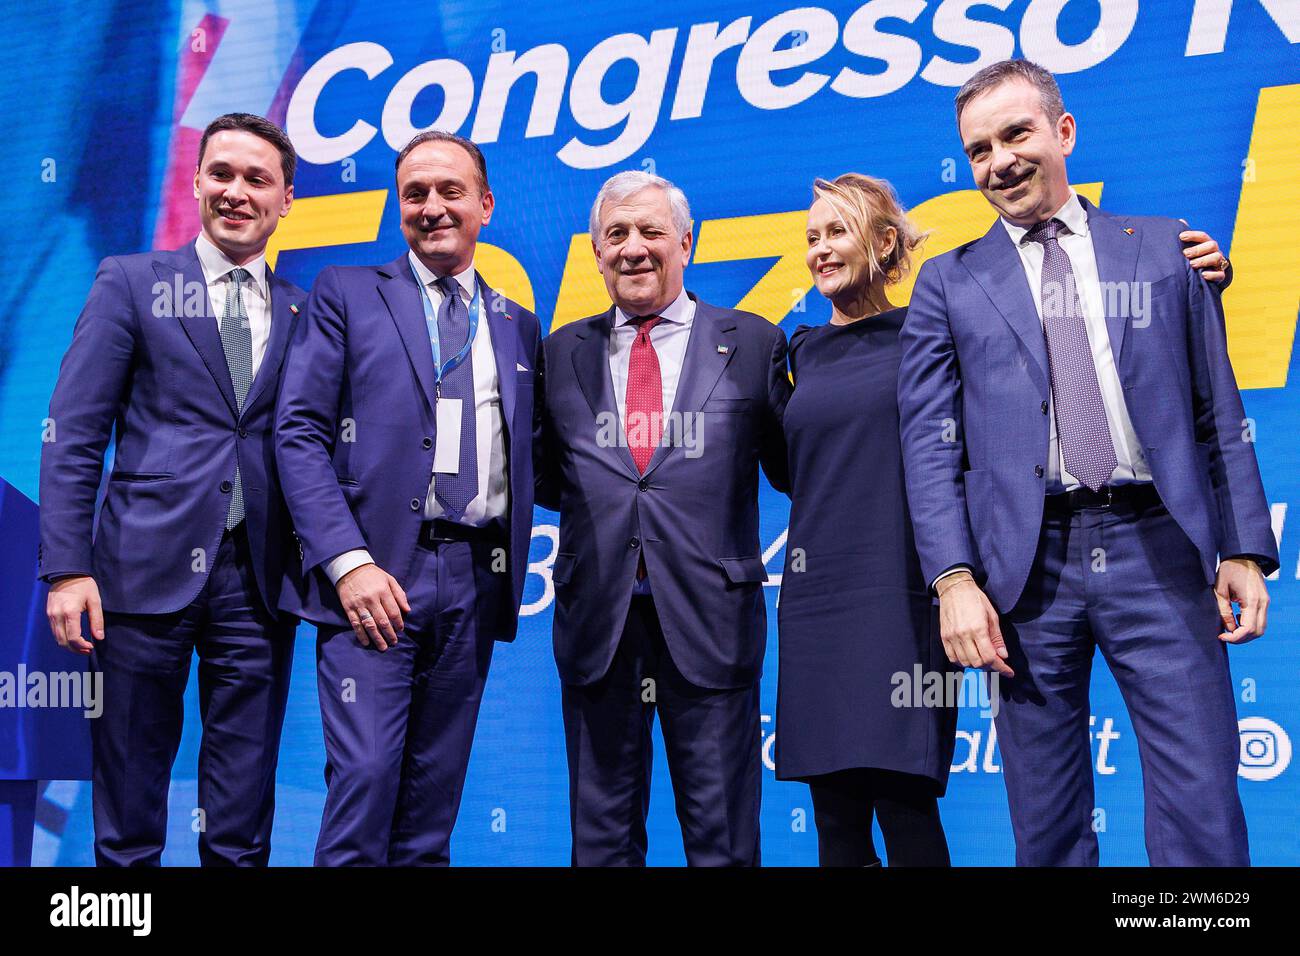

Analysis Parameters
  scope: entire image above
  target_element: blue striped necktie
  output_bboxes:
[218,267,253,528]
[432,275,479,520]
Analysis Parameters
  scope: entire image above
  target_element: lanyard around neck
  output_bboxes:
[411,261,483,391]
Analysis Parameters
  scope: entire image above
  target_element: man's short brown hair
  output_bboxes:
[198,113,297,186]
[394,130,490,195]
[955,58,1065,130]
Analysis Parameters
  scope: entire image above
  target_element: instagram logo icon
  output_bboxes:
[1237,717,1292,782]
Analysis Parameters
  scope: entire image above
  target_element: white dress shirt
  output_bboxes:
[609,286,695,422]
[1000,191,1152,493]
[324,253,508,586]
[195,233,272,379]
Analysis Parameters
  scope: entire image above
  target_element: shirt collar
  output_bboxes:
[1000,189,1090,247]
[613,287,692,328]
[408,251,477,302]
[195,233,268,296]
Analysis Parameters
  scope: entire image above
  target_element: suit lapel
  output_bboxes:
[642,295,735,478]
[376,254,439,415]
[961,222,1050,392]
[1083,197,1140,370]
[572,310,639,479]
[159,244,239,418]
[242,272,299,415]
[481,280,518,436]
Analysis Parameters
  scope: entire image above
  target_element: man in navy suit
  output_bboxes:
[539,171,790,865]
[40,113,305,865]
[898,59,1277,865]
[275,131,541,865]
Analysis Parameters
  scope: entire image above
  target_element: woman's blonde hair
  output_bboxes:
[811,173,927,284]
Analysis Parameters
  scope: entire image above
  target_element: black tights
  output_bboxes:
[807,768,950,867]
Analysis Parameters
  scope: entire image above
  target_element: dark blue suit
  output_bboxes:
[275,255,541,865]
[39,241,304,865]
[899,198,1278,865]
[539,294,789,865]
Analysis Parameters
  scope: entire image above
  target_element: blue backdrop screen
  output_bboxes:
[4,0,1298,864]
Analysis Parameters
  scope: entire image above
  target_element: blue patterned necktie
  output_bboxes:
[432,275,479,520]
[1026,218,1118,492]
[218,267,253,528]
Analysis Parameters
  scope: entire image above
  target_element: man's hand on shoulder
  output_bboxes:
[1179,226,1231,286]
[46,575,104,655]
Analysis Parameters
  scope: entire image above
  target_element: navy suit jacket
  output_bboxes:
[39,242,306,618]
[898,197,1279,613]
[275,254,542,636]
[538,294,790,689]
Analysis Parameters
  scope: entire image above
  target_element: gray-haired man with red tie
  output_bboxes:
[539,171,791,865]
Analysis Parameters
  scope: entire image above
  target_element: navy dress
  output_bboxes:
[775,307,957,789]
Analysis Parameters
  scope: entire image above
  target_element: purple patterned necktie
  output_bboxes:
[1026,218,1117,492]
[433,275,478,520]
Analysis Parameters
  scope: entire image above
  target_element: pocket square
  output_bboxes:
[516,363,529,372]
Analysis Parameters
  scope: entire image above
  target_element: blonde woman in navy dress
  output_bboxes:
[776,174,957,866]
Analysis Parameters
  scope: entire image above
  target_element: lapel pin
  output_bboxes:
[717,345,729,354]
[290,303,301,314]
[1123,228,1135,236]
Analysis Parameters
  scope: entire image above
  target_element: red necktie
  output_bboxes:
[625,315,663,474]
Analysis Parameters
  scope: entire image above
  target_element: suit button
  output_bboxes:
[422,437,433,449]
[1034,465,1044,478]
[638,479,649,492]
[239,427,248,438]
[629,536,640,550]
[410,498,421,511]
[1040,400,1049,415]
[220,480,233,493]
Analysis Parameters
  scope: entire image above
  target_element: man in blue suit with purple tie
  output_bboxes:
[898,60,1277,866]
[539,171,791,865]
[275,130,542,865]
[39,114,305,865]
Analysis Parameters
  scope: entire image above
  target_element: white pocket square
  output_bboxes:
[516,363,529,372]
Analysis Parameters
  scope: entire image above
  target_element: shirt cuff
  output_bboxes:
[1220,553,1271,571]
[41,570,95,584]
[324,549,374,586]
[930,565,974,593]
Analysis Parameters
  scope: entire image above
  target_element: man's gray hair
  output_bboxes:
[955,58,1065,129]
[589,170,692,245]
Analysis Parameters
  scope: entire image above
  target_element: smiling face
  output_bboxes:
[193,129,293,265]
[593,187,691,316]
[398,140,494,275]
[959,79,1075,228]
[805,197,894,301]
